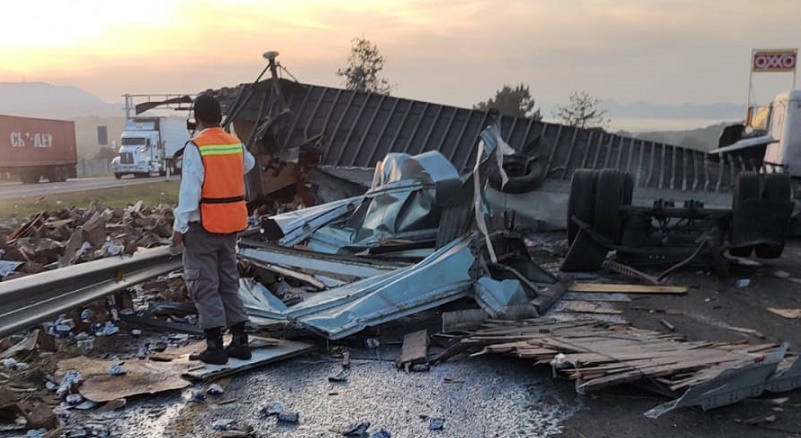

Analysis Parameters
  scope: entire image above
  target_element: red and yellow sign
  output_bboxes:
[752,49,797,72]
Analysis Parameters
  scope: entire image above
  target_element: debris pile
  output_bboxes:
[0,123,800,435]
[0,202,176,281]
[444,317,801,417]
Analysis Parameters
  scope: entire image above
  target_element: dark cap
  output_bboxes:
[193,93,222,125]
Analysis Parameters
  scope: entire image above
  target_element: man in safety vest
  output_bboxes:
[171,93,256,364]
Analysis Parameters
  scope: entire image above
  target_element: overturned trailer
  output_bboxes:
[138,54,795,274]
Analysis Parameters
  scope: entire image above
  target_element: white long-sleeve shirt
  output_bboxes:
[172,133,256,234]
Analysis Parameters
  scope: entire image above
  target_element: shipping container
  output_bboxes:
[0,114,77,183]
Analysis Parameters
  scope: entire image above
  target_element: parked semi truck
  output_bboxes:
[111,116,190,179]
[0,114,77,184]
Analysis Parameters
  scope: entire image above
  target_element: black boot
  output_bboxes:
[189,327,227,365]
[225,322,252,360]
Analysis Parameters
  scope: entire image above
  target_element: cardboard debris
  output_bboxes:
[55,356,195,402]
[0,329,40,360]
[0,203,177,277]
[16,399,58,430]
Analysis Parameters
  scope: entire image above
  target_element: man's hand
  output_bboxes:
[170,231,184,246]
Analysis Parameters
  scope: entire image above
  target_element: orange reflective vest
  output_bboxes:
[191,127,248,234]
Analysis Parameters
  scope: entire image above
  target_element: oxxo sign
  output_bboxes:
[752,50,797,72]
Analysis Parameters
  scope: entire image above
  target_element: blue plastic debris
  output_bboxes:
[206,384,224,396]
[66,394,84,405]
[259,403,284,418]
[108,363,125,375]
[428,418,445,430]
[57,370,82,399]
[212,419,233,431]
[736,278,751,288]
[75,400,99,410]
[95,321,119,336]
[370,428,391,438]
[343,421,371,436]
[189,390,206,404]
[277,411,300,423]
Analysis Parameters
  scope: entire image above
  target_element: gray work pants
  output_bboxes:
[183,223,249,330]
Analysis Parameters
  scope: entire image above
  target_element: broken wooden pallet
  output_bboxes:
[449,318,779,394]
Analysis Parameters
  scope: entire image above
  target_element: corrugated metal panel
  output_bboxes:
[220,79,747,193]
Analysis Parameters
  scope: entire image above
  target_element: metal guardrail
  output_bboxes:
[0,247,182,338]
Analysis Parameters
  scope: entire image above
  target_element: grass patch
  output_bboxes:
[0,180,180,220]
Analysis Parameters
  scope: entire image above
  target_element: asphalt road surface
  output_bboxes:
[0,176,172,200]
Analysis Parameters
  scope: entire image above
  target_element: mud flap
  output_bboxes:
[731,199,793,248]
[560,227,610,272]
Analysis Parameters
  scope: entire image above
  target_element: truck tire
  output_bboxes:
[19,171,40,184]
[488,156,547,194]
[594,169,626,244]
[567,169,597,244]
[755,173,791,259]
[623,172,634,206]
[114,173,123,180]
[46,167,68,183]
[729,171,760,257]
[55,167,68,182]
[158,170,167,177]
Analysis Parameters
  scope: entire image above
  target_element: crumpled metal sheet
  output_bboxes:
[238,245,404,281]
[238,278,287,322]
[260,197,362,247]
[644,344,801,418]
[305,151,462,255]
[473,277,534,318]
[289,236,476,339]
[371,151,461,188]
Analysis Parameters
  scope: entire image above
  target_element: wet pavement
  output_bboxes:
[43,345,583,438]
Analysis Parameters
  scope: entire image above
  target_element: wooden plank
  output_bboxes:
[396,329,429,370]
[569,283,688,294]
[561,300,622,314]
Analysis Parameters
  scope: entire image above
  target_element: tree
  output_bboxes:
[474,83,542,119]
[555,91,610,129]
[336,37,393,94]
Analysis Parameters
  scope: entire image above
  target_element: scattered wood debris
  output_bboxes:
[767,308,801,319]
[561,300,622,315]
[569,283,688,294]
[396,330,429,372]
[449,318,779,394]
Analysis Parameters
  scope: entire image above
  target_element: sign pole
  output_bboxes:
[748,49,755,112]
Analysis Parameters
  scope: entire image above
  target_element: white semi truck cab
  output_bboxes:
[711,90,801,178]
[111,117,190,179]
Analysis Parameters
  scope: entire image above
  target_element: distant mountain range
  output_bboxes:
[1,82,747,124]
[601,100,743,120]
[0,82,121,119]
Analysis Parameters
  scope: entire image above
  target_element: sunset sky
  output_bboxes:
[1,0,799,119]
